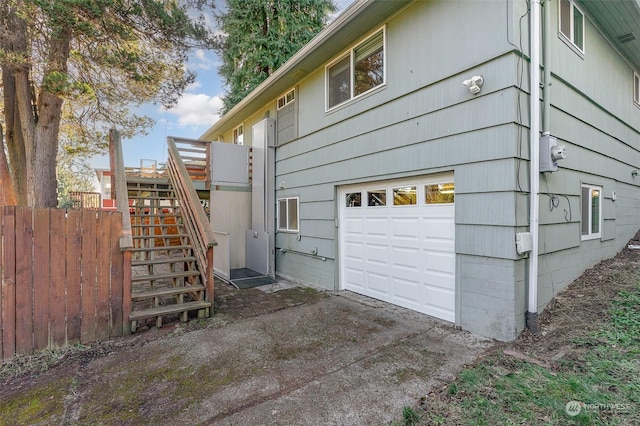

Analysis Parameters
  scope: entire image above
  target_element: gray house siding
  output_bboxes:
[513,0,640,319]
[275,1,528,339]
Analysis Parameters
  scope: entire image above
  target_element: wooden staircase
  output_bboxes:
[127,176,211,331]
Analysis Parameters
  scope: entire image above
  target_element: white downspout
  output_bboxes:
[527,0,542,333]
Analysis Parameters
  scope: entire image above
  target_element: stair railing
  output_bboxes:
[166,137,217,307]
[109,129,133,333]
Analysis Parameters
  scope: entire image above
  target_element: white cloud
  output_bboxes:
[186,81,202,91]
[164,93,222,127]
[191,48,215,71]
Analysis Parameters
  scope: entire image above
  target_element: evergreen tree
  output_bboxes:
[215,0,336,113]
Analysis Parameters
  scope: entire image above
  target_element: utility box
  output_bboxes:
[516,232,533,254]
[540,134,567,173]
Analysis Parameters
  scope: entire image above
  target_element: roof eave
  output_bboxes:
[200,0,412,140]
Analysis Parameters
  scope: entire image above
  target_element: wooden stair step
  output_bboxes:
[131,223,184,228]
[129,300,211,321]
[130,245,192,252]
[132,284,206,300]
[128,195,177,200]
[132,256,197,266]
[132,233,188,239]
[126,177,170,184]
[129,214,180,219]
[132,270,201,282]
[130,212,179,216]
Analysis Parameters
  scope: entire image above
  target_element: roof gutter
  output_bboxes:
[200,0,371,139]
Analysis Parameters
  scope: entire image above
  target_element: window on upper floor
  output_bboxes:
[326,27,385,110]
[634,72,640,107]
[233,124,244,145]
[559,0,585,53]
[278,89,295,109]
[581,184,601,240]
[277,197,299,232]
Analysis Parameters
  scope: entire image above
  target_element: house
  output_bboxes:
[199,0,640,341]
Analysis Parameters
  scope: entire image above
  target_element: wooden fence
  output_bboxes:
[0,206,130,362]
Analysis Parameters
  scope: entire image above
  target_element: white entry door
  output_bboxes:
[339,174,456,322]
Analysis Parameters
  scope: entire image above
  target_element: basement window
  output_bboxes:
[277,197,299,232]
[581,184,601,240]
[559,0,585,54]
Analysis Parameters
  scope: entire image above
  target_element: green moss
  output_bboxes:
[0,377,71,425]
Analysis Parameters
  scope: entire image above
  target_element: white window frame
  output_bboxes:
[233,124,244,145]
[634,72,640,108]
[277,89,295,110]
[581,183,602,241]
[277,197,299,232]
[558,0,585,54]
[325,26,386,111]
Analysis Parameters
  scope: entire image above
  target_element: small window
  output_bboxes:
[559,0,585,53]
[345,192,361,207]
[326,28,385,110]
[581,184,601,240]
[278,197,299,232]
[393,186,417,206]
[425,182,455,204]
[367,190,386,206]
[278,89,295,109]
[634,72,640,107]
[233,124,244,145]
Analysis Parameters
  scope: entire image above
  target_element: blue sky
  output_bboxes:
[91,0,353,170]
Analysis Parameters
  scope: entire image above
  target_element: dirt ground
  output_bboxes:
[2,235,639,424]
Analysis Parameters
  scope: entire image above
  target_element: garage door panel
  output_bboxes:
[427,287,455,311]
[366,243,389,265]
[423,251,455,274]
[366,272,390,296]
[365,217,388,236]
[340,175,455,323]
[391,217,421,240]
[345,268,364,289]
[391,277,421,305]
[423,272,455,292]
[344,241,365,261]
[423,219,455,240]
[391,246,420,271]
[344,217,364,234]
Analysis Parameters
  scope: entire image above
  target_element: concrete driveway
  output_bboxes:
[1,287,491,425]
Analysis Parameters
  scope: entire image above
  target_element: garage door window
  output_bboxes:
[393,186,416,205]
[426,182,455,204]
[346,192,361,207]
[367,190,386,206]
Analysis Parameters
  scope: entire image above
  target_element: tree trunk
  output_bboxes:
[1,4,29,205]
[30,30,72,207]
[0,123,17,206]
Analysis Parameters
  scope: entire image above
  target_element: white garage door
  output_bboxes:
[339,175,455,322]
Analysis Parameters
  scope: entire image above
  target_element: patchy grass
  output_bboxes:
[417,285,640,425]
[0,345,87,383]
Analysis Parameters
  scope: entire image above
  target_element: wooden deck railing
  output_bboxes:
[109,129,133,334]
[167,137,217,307]
[171,137,211,188]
